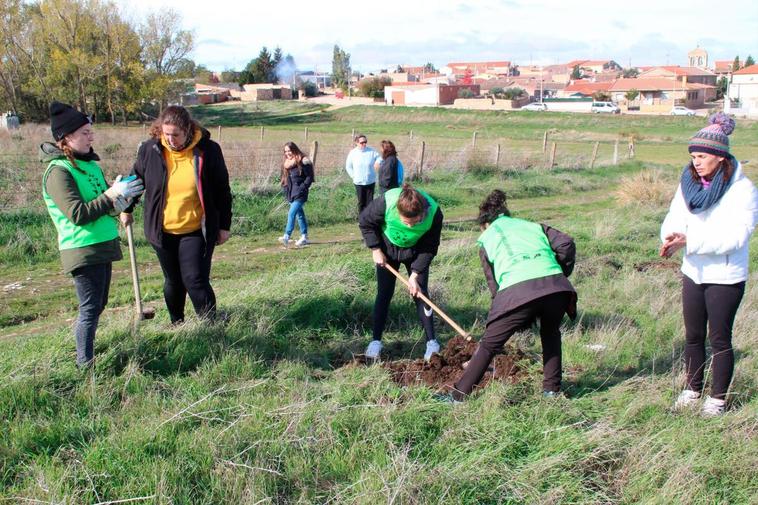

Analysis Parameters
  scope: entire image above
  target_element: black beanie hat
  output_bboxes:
[49,101,91,141]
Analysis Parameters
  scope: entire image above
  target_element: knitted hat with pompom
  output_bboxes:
[688,112,735,158]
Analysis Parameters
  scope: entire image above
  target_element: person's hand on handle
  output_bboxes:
[407,271,422,297]
[217,229,230,245]
[119,212,133,227]
[659,232,686,258]
[371,248,386,267]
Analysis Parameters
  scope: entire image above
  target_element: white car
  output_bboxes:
[591,101,620,114]
[522,102,548,111]
[670,106,696,116]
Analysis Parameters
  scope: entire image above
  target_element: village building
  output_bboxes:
[725,64,758,117]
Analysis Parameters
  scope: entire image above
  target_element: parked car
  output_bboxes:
[522,102,548,111]
[591,101,620,114]
[670,106,696,116]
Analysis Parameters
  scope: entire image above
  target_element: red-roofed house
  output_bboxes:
[638,66,718,100]
[446,61,513,77]
[565,60,622,74]
[725,64,758,117]
[713,60,735,77]
[560,80,614,98]
[609,78,712,111]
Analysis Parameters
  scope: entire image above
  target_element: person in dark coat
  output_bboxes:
[448,189,577,401]
[277,141,314,248]
[376,140,400,194]
[359,183,444,361]
[121,105,232,324]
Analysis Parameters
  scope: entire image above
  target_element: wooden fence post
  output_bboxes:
[260,126,265,141]
[472,131,478,147]
[304,127,308,142]
[495,144,501,168]
[590,141,599,169]
[409,130,413,142]
[310,140,318,167]
[351,128,355,139]
[217,125,222,142]
[542,131,548,153]
[417,141,426,179]
[628,137,635,159]
[548,142,557,168]
[613,139,619,165]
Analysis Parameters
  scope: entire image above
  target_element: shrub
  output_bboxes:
[503,87,526,100]
[458,88,475,99]
[358,77,392,99]
[614,169,672,207]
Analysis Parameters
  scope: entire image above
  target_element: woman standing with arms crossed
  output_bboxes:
[41,101,143,366]
[661,113,758,416]
[278,142,314,247]
[359,183,443,361]
[122,106,232,324]
[447,190,577,401]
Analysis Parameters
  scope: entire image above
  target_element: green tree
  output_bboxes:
[732,55,741,72]
[332,44,350,91]
[717,76,728,99]
[458,88,474,98]
[423,62,437,73]
[358,76,391,98]
[503,87,525,99]
[624,89,639,102]
[622,67,639,78]
[592,91,611,101]
[489,86,504,98]
[571,65,582,79]
[745,55,755,67]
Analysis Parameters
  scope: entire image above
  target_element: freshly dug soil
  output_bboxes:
[377,335,527,392]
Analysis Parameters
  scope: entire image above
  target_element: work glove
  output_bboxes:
[105,174,144,201]
[110,195,131,215]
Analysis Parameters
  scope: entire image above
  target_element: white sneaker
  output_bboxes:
[701,396,726,417]
[295,235,309,247]
[278,235,290,247]
[365,340,383,360]
[424,339,440,361]
[673,389,701,410]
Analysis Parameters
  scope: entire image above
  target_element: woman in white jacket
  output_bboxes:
[660,113,758,416]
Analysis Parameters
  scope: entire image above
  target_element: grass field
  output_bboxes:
[1,105,757,503]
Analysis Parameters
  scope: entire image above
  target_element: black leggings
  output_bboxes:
[153,230,216,323]
[454,292,571,399]
[355,183,375,216]
[373,260,435,342]
[682,276,745,400]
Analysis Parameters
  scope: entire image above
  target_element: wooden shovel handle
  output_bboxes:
[126,223,144,318]
[382,262,471,340]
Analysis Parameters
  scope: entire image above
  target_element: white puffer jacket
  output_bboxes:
[661,163,758,284]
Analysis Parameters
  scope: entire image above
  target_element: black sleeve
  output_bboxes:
[479,247,498,298]
[410,206,443,274]
[378,155,397,189]
[44,166,113,226]
[542,223,575,277]
[124,142,147,214]
[211,142,233,231]
[358,196,387,248]
[303,160,314,185]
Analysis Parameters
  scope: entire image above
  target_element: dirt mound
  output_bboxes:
[380,336,527,392]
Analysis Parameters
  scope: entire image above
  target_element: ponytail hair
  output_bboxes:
[396,183,426,218]
[57,139,79,169]
[478,189,510,226]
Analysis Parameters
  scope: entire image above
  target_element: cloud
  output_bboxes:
[612,20,628,30]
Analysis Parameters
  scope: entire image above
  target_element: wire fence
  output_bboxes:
[0,125,628,212]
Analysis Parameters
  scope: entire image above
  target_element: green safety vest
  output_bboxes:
[382,188,439,248]
[42,158,119,251]
[478,215,563,291]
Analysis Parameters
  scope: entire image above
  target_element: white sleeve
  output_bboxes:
[686,182,758,255]
[345,151,354,178]
[660,185,687,242]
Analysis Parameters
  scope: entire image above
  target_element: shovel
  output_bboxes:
[126,222,155,322]
[383,263,472,341]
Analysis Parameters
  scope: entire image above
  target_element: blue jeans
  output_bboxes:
[285,199,308,236]
[72,263,112,366]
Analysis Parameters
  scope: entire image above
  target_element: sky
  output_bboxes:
[118,0,758,73]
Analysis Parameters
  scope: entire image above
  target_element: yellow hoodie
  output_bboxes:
[161,128,204,234]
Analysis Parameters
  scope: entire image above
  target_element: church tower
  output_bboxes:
[688,47,708,69]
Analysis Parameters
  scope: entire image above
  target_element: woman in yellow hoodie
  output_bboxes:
[122,106,232,324]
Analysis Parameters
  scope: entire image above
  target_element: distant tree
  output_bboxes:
[745,55,755,67]
[622,67,639,78]
[423,62,437,73]
[715,76,728,99]
[220,70,240,83]
[571,65,582,79]
[489,86,504,98]
[299,80,318,97]
[624,89,639,102]
[240,47,276,85]
[358,76,391,98]
[458,88,474,99]
[732,55,741,72]
[332,44,351,91]
[592,91,611,101]
[502,87,525,99]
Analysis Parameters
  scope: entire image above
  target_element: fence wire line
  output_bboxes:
[0,136,623,211]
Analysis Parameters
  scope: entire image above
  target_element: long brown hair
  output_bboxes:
[380,140,397,158]
[56,138,79,169]
[687,156,734,183]
[396,183,427,218]
[280,141,305,186]
[149,105,201,145]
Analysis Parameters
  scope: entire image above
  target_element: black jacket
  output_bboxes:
[480,223,577,323]
[377,155,399,192]
[358,194,443,274]
[283,159,314,203]
[127,129,232,251]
